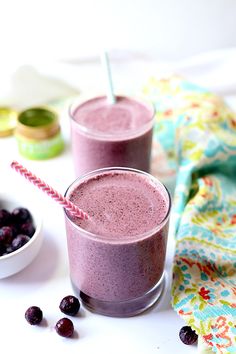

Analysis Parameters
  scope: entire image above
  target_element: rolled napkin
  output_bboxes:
[144,76,236,354]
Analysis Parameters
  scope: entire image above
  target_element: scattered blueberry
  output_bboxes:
[11,234,30,251]
[55,318,74,338]
[59,295,80,316]
[12,207,32,224]
[179,326,198,345]
[0,209,12,227]
[25,306,43,325]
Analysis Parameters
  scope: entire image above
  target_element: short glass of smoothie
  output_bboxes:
[69,96,155,176]
[64,167,171,317]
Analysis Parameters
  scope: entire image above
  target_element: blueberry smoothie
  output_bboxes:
[64,168,171,317]
[70,96,154,176]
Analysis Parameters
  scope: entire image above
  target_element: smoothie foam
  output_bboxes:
[73,96,153,137]
[69,171,168,239]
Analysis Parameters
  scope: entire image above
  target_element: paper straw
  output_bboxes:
[11,161,89,220]
[100,51,116,104]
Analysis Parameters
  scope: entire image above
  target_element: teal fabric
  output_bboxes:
[143,76,236,353]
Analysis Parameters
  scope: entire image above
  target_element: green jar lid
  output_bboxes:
[18,107,56,127]
[0,107,18,137]
[17,107,60,140]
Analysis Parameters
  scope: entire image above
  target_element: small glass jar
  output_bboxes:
[15,107,64,160]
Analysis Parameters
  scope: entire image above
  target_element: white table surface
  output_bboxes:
[1,51,236,354]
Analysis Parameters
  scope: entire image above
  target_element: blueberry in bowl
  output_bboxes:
[0,194,43,278]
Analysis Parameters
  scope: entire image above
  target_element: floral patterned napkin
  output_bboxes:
[143,76,236,354]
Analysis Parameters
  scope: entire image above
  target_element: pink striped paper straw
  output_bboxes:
[11,161,89,220]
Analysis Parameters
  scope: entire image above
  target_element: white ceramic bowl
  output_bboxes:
[0,194,43,278]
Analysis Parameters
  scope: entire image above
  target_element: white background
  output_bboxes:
[0,0,236,66]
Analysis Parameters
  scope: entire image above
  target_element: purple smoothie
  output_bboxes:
[70,96,154,176]
[64,168,171,317]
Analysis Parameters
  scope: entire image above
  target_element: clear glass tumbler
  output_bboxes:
[64,167,171,317]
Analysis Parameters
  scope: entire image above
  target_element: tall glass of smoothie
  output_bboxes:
[69,96,155,176]
[64,167,171,317]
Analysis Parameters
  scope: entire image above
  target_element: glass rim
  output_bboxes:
[69,95,155,141]
[64,167,171,244]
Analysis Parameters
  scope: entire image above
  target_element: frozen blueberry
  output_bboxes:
[0,242,6,256]
[8,224,19,237]
[0,209,12,227]
[25,306,43,325]
[20,221,35,237]
[55,318,74,338]
[179,326,198,345]
[12,207,32,224]
[0,226,14,245]
[59,295,80,316]
[11,234,30,251]
[5,245,13,254]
